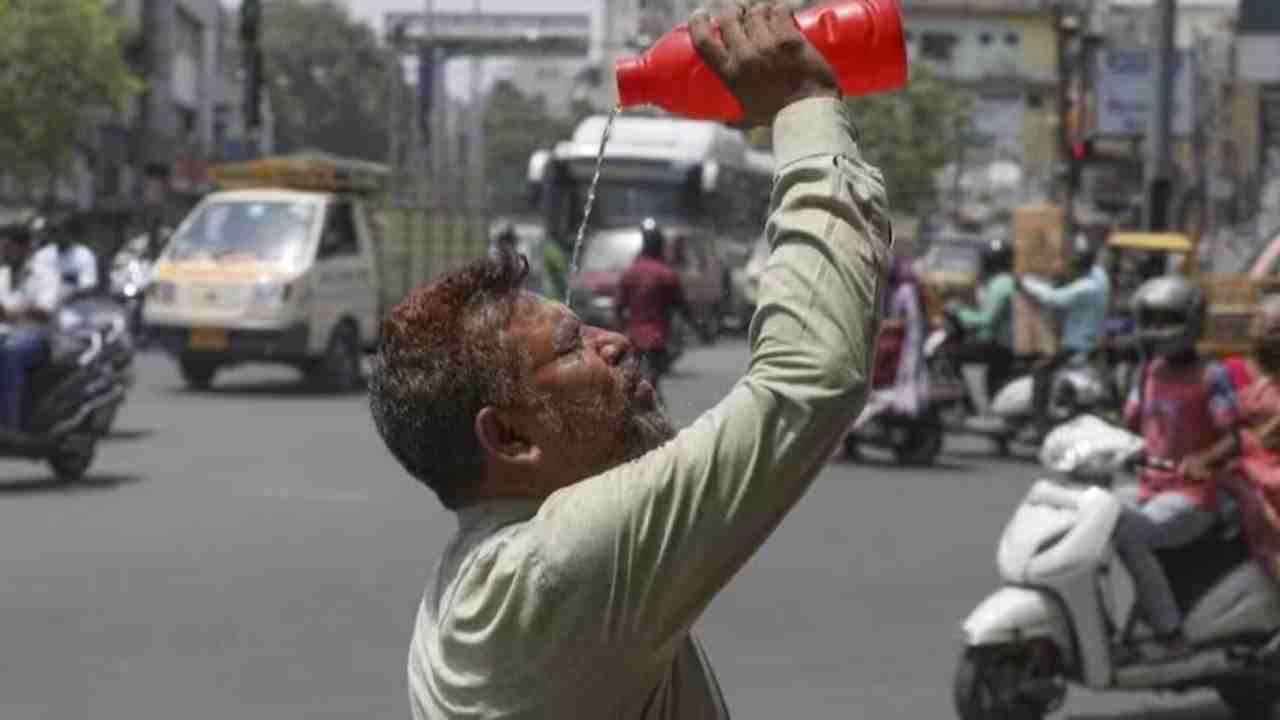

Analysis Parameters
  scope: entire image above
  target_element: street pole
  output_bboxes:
[469,0,486,224]
[1144,0,1177,231]
[1054,4,1078,243]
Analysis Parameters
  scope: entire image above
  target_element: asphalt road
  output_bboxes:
[0,339,1236,720]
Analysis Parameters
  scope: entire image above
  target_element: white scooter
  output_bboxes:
[927,309,1113,456]
[955,417,1280,720]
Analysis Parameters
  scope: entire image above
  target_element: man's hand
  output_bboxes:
[1259,415,1280,453]
[689,2,839,128]
[1180,454,1213,483]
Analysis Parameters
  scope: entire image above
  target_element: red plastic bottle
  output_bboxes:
[614,0,908,122]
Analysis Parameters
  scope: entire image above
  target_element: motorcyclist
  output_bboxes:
[948,235,1017,404]
[616,218,703,399]
[1114,275,1240,660]
[1015,233,1111,441]
[0,223,61,431]
[32,215,98,302]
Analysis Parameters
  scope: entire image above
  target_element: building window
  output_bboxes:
[979,32,993,46]
[1027,93,1043,110]
[1005,32,1020,46]
[920,32,958,63]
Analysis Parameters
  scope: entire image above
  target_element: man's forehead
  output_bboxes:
[510,293,574,336]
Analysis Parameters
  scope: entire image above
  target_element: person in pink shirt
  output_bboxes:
[1115,276,1240,660]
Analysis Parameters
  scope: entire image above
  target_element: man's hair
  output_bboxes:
[368,250,532,508]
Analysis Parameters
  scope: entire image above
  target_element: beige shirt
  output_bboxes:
[409,97,893,720]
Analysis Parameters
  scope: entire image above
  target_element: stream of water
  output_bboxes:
[565,106,620,307]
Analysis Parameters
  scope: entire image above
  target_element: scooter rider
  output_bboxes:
[0,222,61,430]
[1115,275,1240,660]
[1016,233,1111,441]
[948,235,1017,404]
[32,215,98,302]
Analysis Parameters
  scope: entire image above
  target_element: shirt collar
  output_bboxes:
[456,498,540,533]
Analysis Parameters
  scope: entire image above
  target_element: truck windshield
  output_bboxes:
[166,200,317,265]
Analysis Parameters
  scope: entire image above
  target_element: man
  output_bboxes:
[949,235,1017,404]
[1016,233,1110,440]
[368,4,891,717]
[1116,275,1238,660]
[32,216,98,302]
[617,218,702,399]
[0,225,60,431]
[491,222,547,296]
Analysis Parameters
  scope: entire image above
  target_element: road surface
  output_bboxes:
[0,340,1232,719]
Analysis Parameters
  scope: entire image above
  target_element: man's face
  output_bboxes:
[503,293,675,487]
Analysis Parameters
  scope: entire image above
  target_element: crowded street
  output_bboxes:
[0,341,1235,720]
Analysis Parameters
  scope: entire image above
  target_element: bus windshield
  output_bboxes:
[166,200,317,266]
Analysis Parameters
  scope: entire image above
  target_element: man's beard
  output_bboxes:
[554,377,676,472]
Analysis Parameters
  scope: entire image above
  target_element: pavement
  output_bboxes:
[0,339,1235,719]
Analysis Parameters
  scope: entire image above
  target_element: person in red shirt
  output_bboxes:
[617,219,703,400]
[1115,276,1241,660]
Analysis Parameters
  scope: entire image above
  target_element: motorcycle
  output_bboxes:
[0,297,133,482]
[109,234,155,344]
[926,309,1113,455]
[955,417,1280,720]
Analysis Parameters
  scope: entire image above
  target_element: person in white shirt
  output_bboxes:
[0,225,60,430]
[30,216,98,302]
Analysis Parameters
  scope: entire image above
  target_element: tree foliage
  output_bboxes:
[262,0,396,161]
[0,0,140,184]
[483,80,590,215]
[846,65,973,215]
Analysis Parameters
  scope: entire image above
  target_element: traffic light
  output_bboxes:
[241,0,262,130]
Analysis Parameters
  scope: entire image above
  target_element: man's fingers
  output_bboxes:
[718,6,753,64]
[768,2,802,44]
[743,2,776,50]
[689,10,731,75]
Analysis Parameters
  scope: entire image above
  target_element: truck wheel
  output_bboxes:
[313,323,362,393]
[179,354,218,391]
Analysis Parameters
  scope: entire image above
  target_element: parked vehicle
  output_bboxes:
[0,297,132,482]
[956,419,1280,720]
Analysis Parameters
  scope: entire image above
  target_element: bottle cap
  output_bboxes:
[614,56,650,109]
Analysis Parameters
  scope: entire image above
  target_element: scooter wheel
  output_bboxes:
[842,434,861,461]
[894,415,944,466]
[1216,678,1280,720]
[48,438,95,484]
[954,648,1048,720]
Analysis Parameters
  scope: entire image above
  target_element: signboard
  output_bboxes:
[384,11,591,55]
[1093,48,1195,138]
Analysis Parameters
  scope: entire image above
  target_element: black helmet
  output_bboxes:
[1072,232,1098,270]
[1132,275,1205,358]
[495,221,518,246]
[980,235,1013,276]
[640,217,664,258]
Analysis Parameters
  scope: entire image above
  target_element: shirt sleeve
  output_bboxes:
[958,275,1012,329]
[1206,361,1242,434]
[1022,274,1095,309]
[515,98,891,655]
[1123,362,1146,432]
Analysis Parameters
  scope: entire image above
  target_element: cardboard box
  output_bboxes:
[1013,291,1059,356]
[1012,205,1070,279]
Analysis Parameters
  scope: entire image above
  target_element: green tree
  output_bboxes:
[0,0,140,190]
[483,80,580,216]
[846,66,973,215]
[262,0,395,161]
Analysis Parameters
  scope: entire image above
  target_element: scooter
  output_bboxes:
[109,233,155,345]
[926,309,1113,455]
[0,298,132,482]
[955,422,1280,720]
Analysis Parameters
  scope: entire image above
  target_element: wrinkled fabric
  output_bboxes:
[1220,370,1280,583]
[408,98,892,720]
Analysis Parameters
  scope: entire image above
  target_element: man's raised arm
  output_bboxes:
[526,8,893,653]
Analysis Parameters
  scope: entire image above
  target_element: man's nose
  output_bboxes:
[591,327,632,366]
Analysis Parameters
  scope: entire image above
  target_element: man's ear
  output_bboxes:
[475,406,540,467]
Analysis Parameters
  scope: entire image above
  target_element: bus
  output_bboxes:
[525,114,774,333]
